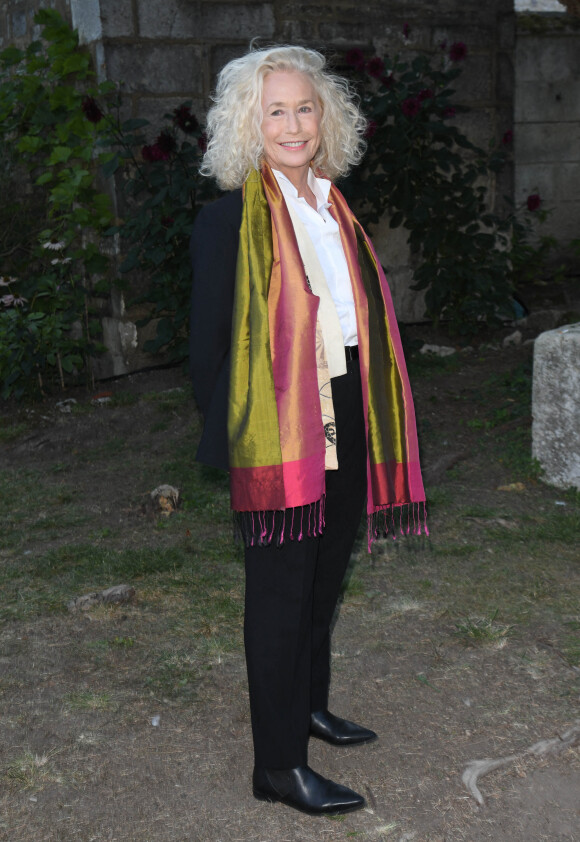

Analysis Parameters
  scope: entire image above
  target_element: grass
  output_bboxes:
[1,368,578,664]
[2,750,64,792]
[452,610,512,647]
[407,350,461,377]
[0,422,29,443]
[64,691,115,711]
[144,649,201,698]
[0,358,579,837]
[561,620,580,667]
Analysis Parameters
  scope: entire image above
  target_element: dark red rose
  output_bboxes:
[527,193,541,212]
[173,104,199,134]
[502,129,513,146]
[142,144,168,162]
[418,88,434,102]
[345,49,365,71]
[381,73,395,89]
[401,97,421,118]
[367,57,385,79]
[364,119,378,139]
[82,96,103,124]
[403,22,410,39]
[197,133,208,154]
[443,105,456,119]
[156,131,177,155]
[449,42,467,62]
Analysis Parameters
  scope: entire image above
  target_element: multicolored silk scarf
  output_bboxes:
[228,165,426,547]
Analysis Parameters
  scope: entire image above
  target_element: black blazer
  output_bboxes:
[189,189,243,470]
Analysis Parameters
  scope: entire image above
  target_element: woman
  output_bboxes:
[190,45,426,816]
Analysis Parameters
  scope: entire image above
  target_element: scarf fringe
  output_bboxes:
[233,497,326,548]
[234,499,428,551]
[367,502,429,551]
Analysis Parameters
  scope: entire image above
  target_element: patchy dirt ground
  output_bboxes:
[1,326,579,842]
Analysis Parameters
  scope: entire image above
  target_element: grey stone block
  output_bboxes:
[138,1,275,40]
[371,218,426,323]
[517,35,580,83]
[451,54,493,104]
[11,9,28,39]
[432,25,494,50]
[66,0,134,41]
[99,0,135,38]
[371,216,410,270]
[498,13,516,50]
[277,2,327,17]
[106,44,204,94]
[516,80,580,122]
[451,108,495,150]
[497,52,514,100]
[532,323,580,490]
[516,161,580,206]
[211,44,249,77]
[372,25,433,54]
[515,122,580,165]
[318,20,380,43]
[541,200,580,245]
[514,160,580,241]
[388,266,427,323]
[96,316,137,378]
[278,20,321,43]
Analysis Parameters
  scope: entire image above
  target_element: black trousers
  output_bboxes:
[243,357,367,769]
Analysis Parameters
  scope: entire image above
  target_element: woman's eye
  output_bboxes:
[299,106,312,113]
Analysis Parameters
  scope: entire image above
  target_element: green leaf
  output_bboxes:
[47,145,73,165]
[61,52,90,76]
[0,46,24,66]
[36,171,54,186]
[16,135,43,154]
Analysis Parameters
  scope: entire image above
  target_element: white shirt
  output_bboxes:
[273,169,358,347]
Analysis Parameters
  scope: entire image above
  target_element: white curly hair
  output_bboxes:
[200,45,367,190]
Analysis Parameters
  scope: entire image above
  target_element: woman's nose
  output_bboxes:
[286,111,300,132]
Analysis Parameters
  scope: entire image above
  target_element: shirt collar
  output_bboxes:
[273,168,332,211]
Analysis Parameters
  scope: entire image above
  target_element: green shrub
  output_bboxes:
[0,10,116,397]
[0,15,566,399]
[341,42,551,336]
[100,103,216,362]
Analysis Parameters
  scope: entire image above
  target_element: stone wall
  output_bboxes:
[1,0,515,373]
[515,13,580,250]
[0,0,70,47]
[78,1,515,329]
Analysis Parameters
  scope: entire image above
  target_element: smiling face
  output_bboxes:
[260,70,322,188]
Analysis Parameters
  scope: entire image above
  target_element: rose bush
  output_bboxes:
[341,39,517,336]
[340,37,566,336]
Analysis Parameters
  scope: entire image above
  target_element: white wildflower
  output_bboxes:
[1,294,27,308]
